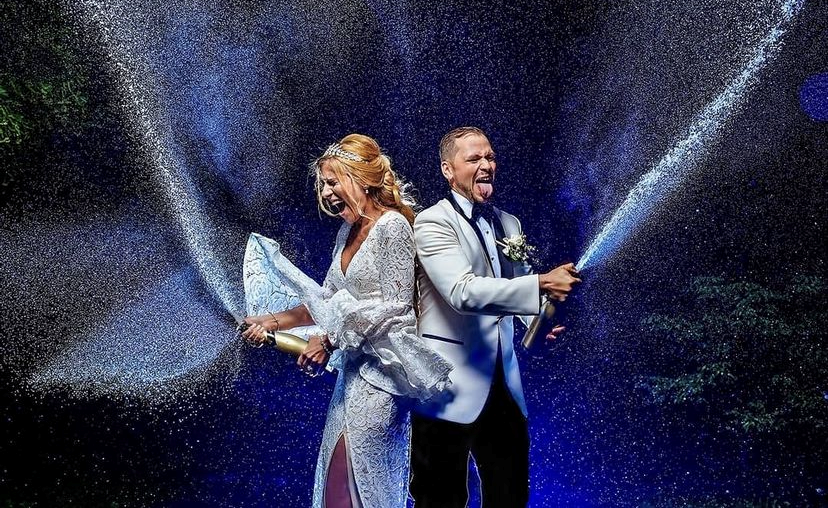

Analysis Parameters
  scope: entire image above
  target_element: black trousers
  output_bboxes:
[410,353,530,508]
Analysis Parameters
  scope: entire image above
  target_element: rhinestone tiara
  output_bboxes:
[322,143,366,162]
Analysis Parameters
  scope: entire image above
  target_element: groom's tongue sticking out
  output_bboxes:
[441,132,497,204]
[474,174,494,201]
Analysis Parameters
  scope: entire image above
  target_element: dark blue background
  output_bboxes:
[1,0,826,506]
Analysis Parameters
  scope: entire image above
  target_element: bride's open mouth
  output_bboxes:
[326,199,346,214]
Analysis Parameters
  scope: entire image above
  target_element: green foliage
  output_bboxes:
[0,74,89,145]
[0,83,27,144]
[640,274,828,434]
[0,1,90,148]
[0,1,98,199]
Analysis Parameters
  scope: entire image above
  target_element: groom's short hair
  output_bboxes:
[439,126,488,163]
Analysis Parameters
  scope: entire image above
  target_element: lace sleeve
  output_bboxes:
[321,214,414,350]
[377,213,416,304]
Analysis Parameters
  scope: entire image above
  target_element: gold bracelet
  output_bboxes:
[269,312,280,332]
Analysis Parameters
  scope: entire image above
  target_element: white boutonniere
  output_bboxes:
[496,233,535,263]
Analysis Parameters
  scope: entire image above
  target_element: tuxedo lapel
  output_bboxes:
[442,196,521,279]
[441,198,495,277]
[491,209,514,279]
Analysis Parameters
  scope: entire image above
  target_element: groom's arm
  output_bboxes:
[414,210,540,316]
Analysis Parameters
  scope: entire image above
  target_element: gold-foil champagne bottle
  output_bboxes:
[237,322,333,374]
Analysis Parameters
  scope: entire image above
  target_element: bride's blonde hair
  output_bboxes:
[313,133,417,225]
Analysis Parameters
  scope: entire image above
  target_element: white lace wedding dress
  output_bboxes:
[243,211,452,508]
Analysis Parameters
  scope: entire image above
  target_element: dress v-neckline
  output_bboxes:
[338,212,388,278]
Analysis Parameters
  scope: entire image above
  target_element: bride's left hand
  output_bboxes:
[298,335,330,376]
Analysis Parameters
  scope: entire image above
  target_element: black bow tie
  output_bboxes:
[471,202,497,224]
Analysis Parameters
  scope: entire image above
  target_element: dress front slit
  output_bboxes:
[324,433,362,508]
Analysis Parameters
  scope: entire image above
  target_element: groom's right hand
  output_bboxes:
[539,262,581,302]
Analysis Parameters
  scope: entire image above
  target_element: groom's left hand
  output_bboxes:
[546,325,566,341]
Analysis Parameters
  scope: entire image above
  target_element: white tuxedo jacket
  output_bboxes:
[413,198,540,424]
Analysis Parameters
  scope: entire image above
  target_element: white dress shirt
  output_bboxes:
[451,190,502,278]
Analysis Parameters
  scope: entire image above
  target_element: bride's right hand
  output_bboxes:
[241,315,278,347]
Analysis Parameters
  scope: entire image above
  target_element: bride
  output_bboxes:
[242,134,452,508]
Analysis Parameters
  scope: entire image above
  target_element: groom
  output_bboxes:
[411,126,580,507]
